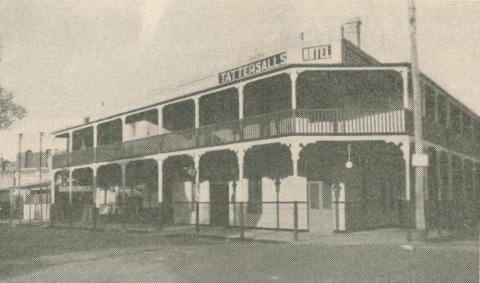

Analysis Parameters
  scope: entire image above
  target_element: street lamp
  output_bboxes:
[345,144,353,169]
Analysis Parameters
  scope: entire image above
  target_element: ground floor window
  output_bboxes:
[248,179,262,214]
[25,190,51,204]
[309,182,320,209]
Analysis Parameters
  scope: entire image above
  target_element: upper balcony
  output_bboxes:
[52,67,415,169]
[53,107,411,169]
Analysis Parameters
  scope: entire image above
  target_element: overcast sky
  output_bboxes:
[0,0,479,159]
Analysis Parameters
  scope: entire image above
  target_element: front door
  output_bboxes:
[308,181,334,234]
[210,183,229,226]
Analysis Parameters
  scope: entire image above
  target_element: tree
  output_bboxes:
[0,88,26,129]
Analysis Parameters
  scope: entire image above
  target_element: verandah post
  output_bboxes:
[240,202,245,240]
[293,201,298,242]
[195,201,200,234]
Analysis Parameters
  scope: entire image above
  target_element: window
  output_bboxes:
[296,70,403,111]
[72,127,94,151]
[309,183,320,209]
[162,100,195,131]
[463,113,472,139]
[24,150,33,168]
[322,184,332,209]
[199,88,239,126]
[97,119,123,145]
[450,105,462,133]
[248,178,262,213]
[244,74,291,117]
[437,95,447,125]
[475,121,480,144]
[424,86,435,120]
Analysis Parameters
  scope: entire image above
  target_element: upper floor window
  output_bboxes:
[424,85,435,120]
[24,150,34,168]
[199,88,238,126]
[450,105,462,133]
[297,70,403,110]
[244,73,291,117]
[475,121,480,144]
[97,119,123,145]
[463,113,472,139]
[437,95,447,125]
[72,127,94,151]
[163,100,195,131]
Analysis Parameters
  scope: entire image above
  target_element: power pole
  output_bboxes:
[409,0,428,235]
[39,132,44,182]
[18,133,23,187]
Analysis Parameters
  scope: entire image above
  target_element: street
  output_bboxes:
[0,225,478,282]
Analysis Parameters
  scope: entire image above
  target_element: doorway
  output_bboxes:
[308,181,334,234]
[210,183,229,226]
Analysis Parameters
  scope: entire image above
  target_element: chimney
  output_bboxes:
[341,17,362,48]
[84,117,90,124]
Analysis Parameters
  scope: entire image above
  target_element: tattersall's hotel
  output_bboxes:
[50,38,480,233]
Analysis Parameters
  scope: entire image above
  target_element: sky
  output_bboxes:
[0,0,479,159]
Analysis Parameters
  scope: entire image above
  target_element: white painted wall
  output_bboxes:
[124,120,159,141]
[23,203,50,221]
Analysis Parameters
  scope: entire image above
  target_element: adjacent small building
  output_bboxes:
[0,151,52,222]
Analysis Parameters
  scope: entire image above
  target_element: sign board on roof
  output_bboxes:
[302,45,332,61]
[218,52,287,85]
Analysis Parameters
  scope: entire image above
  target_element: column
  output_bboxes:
[401,69,410,109]
[193,154,200,202]
[194,99,200,129]
[238,85,244,120]
[93,125,98,148]
[158,106,164,135]
[433,89,439,123]
[121,162,127,192]
[436,151,442,201]
[436,151,443,229]
[237,85,245,141]
[92,166,97,209]
[446,154,454,228]
[68,169,73,203]
[156,157,164,203]
[68,131,73,152]
[290,143,301,177]
[290,71,298,110]
[290,72,299,133]
[93,125,97,162]
[121,116,127,142]
[50,170,56,204]
[236,149,246,202]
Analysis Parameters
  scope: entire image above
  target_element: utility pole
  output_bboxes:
[18,133,23,187]
[39,132,44,182]
[409,0,428,236]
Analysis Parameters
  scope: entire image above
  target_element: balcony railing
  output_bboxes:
[123,135,162,159]
[52,108,410,169]
[70,148,94,167]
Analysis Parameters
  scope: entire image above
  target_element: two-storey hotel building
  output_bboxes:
[50,39,480,233]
